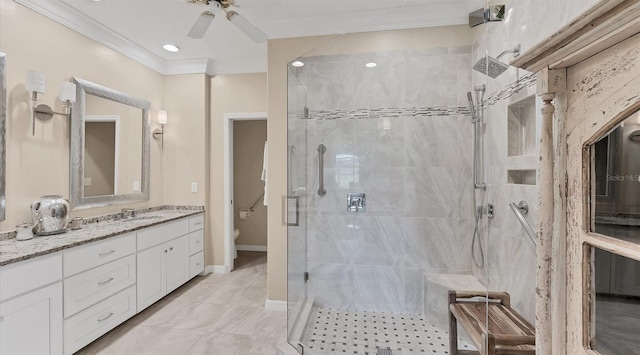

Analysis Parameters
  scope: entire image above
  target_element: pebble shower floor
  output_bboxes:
[301,308,474,354]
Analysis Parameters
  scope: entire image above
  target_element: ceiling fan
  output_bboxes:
[186,0,268,43]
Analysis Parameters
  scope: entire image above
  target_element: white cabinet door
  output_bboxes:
[0,282,63,355]
[136,243,167,311]
[166,235,190,294]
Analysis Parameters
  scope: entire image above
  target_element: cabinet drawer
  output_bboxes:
[190,251,204,279]
[189,214,204,232]
[64,285,136,355]
[137,224,166,251]
[0,254,62,302]
[64,254,136,318]
[64,234,135,277]
[189,230,204,255]
[166,219,189,241]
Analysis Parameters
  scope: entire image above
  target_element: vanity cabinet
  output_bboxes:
[0,255,63,355]
[136,217,198,311]
[0,212,204,355]
[63,233,137,355]
[188,215,205,278]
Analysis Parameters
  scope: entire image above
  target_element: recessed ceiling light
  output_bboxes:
[291,61,304,67]
[163,44,180,52]
[365,62,377,68]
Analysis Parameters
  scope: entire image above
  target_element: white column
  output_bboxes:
[535,67,566,355]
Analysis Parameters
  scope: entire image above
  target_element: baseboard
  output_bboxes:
[204,265,230,274]
[265,299,287,312]
[236,244,267,252]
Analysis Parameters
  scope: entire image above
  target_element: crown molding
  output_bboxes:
[13,0,262,76]
[209,58,268,75]
[163,59,214,76]
[14,0,168,74]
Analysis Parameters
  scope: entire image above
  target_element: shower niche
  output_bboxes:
[507,95,538,185]
[507,95,536,157]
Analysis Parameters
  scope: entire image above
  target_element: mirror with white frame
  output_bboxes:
[70,77,150,209]
[0,53,6,221]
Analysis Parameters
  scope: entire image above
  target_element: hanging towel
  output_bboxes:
[261,141,268,206]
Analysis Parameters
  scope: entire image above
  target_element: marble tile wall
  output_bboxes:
[289,46,476,315]
[468,14,542,324]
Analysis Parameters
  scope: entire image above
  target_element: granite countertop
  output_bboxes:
[0,206,204,267]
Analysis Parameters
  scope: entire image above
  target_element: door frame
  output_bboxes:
[223,112,268,272]
[85,115,121,194]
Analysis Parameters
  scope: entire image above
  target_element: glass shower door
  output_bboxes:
[286,62,309,353]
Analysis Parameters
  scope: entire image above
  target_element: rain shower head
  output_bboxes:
[473,56,509,78]
[473,44,521,79]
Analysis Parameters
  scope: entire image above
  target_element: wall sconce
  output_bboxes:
[26,70,76,136]
[153,109,167,149]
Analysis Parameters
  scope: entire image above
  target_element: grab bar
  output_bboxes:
[509,201,538,245]
[317,144,326,196]
[249,193,265,212]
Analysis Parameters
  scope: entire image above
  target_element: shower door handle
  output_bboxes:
[317,144,326,196]
[283,195,299,226]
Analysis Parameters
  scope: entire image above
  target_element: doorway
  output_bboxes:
[224,112,268,272]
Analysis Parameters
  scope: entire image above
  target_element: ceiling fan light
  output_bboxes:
[226,11,267,43]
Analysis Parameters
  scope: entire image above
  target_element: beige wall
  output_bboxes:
[0,0,165,230]
[161,73,211,267]
[233,120,267,246]
[266,25,472,301]
[209,73,268,266]
[161,74,208,207]
[84,122,116,196]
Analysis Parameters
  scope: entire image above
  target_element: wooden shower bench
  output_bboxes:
[448,290,535,355]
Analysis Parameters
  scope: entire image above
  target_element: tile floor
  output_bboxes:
[77,251,286,355]
[301,308,474,355]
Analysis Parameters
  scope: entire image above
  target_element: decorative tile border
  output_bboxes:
[306,105,471,120]
[485,72,537,106]
[289,72,537,121]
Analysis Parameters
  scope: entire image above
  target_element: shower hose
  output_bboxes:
[472,205,485,269]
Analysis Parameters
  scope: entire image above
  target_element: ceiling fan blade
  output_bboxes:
[188,11,215,39]
[225,11,267,43]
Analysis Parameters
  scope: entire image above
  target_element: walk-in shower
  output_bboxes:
[284,11,537,355]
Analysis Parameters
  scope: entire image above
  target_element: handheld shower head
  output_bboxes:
[467,91,476,121]
[473,56,509,78]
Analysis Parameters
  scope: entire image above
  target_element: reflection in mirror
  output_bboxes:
[0,53,5,221]
[592,109,640,244]
[592,247,640,354]
[83,94,143,197]
[70,78,150,209]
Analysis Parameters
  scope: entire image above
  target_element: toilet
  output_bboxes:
[233,228,240,259]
